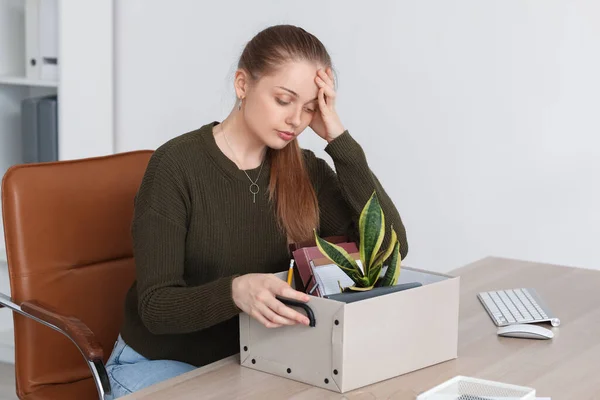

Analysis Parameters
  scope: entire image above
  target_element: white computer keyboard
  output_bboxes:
[477,288,560,327]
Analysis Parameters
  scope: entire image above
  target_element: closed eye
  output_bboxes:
[277,98,316,113]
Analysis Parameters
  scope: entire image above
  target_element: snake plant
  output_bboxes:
[313,191,402,292]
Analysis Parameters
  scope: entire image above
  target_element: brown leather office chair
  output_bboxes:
[0,150,153,399]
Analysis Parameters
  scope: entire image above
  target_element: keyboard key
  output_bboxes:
[498,291,520,319]
[530,310,542,319]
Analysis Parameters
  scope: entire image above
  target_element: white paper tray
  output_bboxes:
[417,376,536,400]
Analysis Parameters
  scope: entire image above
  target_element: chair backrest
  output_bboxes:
[1,150,153,398]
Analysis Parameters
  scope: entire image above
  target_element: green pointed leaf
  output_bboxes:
[314,230,360,272]
[372,226,398,267]
[367,263,383,287]
[355,275,371,287]
[347,284,375,292]
[339,276,371,292]
[314,230,364,284]
[380,241,402,286]
[359,191,385,274]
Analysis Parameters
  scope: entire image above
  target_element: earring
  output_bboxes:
[238,97,243,111]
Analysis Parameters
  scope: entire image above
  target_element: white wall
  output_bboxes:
[58,0,114,160]
[115,0,600,273]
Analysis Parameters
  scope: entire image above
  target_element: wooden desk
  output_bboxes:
[122,257,600,400]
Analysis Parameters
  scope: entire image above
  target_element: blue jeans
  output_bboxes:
[105,335,196,399]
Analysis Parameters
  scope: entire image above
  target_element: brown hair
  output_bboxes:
[237,25,334,244]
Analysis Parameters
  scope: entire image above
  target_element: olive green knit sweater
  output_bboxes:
[120,121,408,366]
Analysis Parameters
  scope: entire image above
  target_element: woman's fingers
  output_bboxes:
[266,297,310,326]
[316,73,336,109]
[256,302,296,326]
[237,275,314,329]
[318,68,334,88]
[317,86,335,111]
[263,278,311,326]
[276,283,310,303]
[327,68,335,83]
[316,76,336,96]
[250,308,282,329]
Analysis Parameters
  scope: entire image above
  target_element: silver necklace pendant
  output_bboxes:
[249,183,260,203]
[222,126,266,204]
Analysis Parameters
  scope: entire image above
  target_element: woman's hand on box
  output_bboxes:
[232,274,311,328]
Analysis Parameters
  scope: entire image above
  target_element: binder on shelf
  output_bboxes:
[21,96,59,163]
[38,97,58,162]
[39,0,58,81]
[25,0,58,81]
[21,97,41,163]
[25,0,40,80]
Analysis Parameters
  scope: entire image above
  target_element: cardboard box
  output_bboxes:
[239,267,460,393]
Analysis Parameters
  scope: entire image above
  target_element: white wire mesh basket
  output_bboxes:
[417,376,536,400]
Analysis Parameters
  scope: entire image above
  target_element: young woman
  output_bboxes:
[105,24,408,398]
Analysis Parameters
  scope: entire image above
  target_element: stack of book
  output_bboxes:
[21,96,58,163]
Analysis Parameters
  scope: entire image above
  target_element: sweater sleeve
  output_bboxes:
[132,149,240,335]
[315,130,408,259]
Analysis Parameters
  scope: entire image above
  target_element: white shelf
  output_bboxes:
[0,74,58,88]
[0,0,115,272]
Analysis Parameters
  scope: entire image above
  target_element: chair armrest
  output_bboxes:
[21,300,104,361]
[0,292,111,399]
[0,292,103,361]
